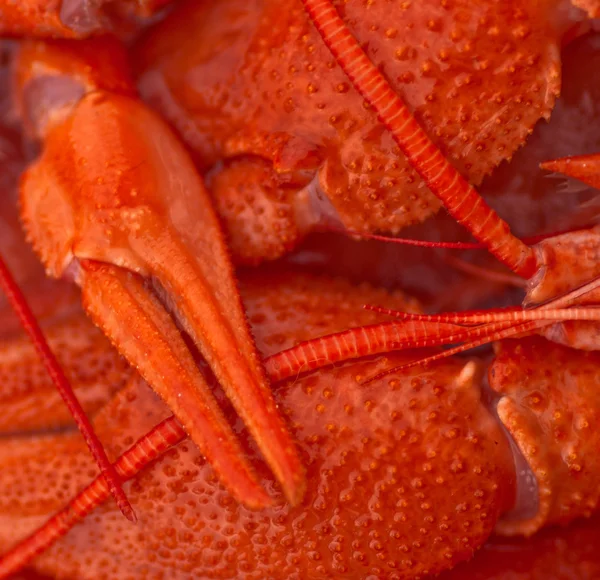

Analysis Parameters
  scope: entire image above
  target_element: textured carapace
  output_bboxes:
[0,270,516,579]
[2,1,600,578]
[6,269,600,577]
[135,0,566,263]
[0,310,130,434]
[283,31,600,311]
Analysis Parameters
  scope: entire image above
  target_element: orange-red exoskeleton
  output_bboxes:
[1,1,600,578]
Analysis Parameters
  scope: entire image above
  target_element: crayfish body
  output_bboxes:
[1,1,600,579]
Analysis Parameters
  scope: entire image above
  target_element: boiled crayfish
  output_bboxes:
[1,0,600,578]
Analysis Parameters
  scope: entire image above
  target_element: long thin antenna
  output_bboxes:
[0,255,136,522]
[301,0,538,279]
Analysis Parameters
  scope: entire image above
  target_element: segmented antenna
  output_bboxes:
[0,255,136,523]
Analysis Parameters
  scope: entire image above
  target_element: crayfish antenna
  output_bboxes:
[266,288,600,384]
[300,0,538,279]
[264,319,466,382]
[0,338,327,577]
[323,225,584,251]
[320,226,483,249]
[264,315,542,382]
[0,254,135,523]
[364,304,600,326]
[0,416,185,579]
[361,277,600,383]
[361,319,550,385]
[443,255,528,288]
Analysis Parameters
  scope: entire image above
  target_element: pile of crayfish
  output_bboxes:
[1,0,600,578]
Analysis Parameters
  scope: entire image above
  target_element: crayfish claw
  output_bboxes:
[19,88,305,508]
[78,259,272,508]
[541,152,600,190]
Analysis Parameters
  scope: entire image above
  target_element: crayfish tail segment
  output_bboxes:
[78,260,272,509]
[541,152,600,190]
